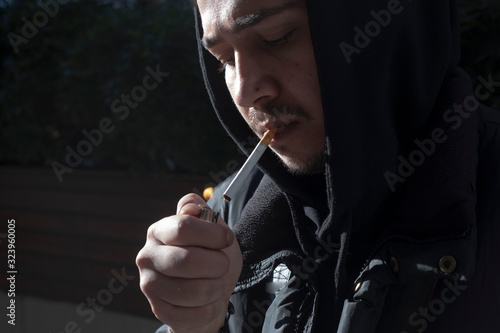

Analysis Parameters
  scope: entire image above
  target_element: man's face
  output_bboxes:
[198,0,325,174]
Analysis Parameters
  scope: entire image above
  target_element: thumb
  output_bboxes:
[176,193,207,216]
[177,194,235,247]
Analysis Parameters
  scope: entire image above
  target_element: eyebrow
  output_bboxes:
[201,1,300,50]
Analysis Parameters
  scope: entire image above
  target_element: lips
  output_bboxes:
[256,115,300,134]
[258,120,299,149]
[248,107,305,146]
[263,118,286,132]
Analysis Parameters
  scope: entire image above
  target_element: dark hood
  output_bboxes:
[194,0,477,240]
[306,0,477,242]
[193,1,479,329]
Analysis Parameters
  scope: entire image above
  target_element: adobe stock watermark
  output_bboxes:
[49,267,135,333]
[51,64,170,183]
[239,298,272,333]
[384,74,500,192]
[401,278,467,333]
[339,0,405,64]
[7,0,78,54]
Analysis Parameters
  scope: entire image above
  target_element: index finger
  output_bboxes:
[148,215,233,250]
[177,193,206,215]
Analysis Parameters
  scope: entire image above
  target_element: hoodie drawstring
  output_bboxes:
[333,209,353,319]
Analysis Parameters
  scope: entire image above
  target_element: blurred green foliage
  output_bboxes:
[0,0,498,174]
[460,0,500,108]
[0,0,242,174]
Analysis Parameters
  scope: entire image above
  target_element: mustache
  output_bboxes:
[249,104,311,123]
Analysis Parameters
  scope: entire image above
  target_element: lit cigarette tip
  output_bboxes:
[222,129,275,202]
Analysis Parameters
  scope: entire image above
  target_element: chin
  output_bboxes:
[278,151,326,175]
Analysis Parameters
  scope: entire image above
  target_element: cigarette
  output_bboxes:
[223,129,276,202]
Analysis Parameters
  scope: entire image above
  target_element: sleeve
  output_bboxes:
[154,325,168,333]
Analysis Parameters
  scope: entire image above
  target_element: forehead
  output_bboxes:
[197,0,302,37]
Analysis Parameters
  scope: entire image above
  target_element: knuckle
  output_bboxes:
[135,248,148,268]
[138,273,155,296]
[174,216,192,239]
[135,244,156,269]
[146,223,156,240]
[138,277,150,295]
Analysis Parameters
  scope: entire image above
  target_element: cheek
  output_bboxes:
[224,70,236,98]
[300,60,323,118]
[284,47,321,98]
[239,108,251,123]
[301,60,321,94]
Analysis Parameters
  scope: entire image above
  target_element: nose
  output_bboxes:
[228,50,279,110]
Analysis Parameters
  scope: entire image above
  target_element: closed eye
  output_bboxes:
[217,29,296,73]
[218,56,235,73]
[264,30,295,47]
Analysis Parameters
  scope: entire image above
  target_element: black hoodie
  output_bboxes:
[178,0,500,332]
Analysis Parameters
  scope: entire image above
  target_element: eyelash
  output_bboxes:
[218,57,234,73]
[264,30,294,47]
[217,30,295,73]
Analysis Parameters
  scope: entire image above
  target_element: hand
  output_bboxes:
[136,193,242,333]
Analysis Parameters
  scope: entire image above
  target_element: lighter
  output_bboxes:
[199,206,219,223]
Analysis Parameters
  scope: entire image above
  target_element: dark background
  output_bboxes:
[1,0,242,175]
[0,0,499,173]
[0,0,498,332]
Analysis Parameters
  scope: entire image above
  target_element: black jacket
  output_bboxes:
[158,0,500,331]
[203,105,500,332]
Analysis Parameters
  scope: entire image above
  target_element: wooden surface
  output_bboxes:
[0,166,210,317]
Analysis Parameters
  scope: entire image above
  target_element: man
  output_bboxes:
[136,0,500,332]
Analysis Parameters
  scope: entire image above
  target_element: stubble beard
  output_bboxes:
[247,103,326,175]
[274,148,326,175]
